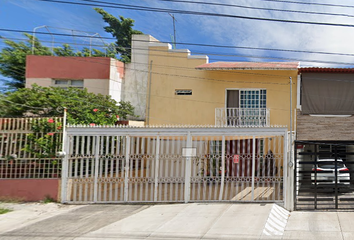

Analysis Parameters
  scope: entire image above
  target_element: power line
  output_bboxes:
[37,0,354,28]
[2,38,354,88]
[2,35,354,86]
[157,0,354,18]
[3,51,354,115]
[261,0,354,9]
[2,28,354,60]
[3,33,354,67]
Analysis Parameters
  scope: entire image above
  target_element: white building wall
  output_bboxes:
[123,34,158,121]
[26,77,110,96]
[26,78,52,88]
[83,79,109,95]
[109,58,123,103]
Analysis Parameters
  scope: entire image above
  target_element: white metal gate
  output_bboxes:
[61,126,288,205]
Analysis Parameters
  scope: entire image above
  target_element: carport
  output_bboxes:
[294,140,354,210]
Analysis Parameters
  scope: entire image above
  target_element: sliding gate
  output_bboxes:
[295,141,354,210]
[61,126,288,204]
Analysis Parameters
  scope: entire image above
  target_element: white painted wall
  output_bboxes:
[26,78,52,88]
[109,58,123,103]
[84,79,109,95]
[123,34,158,120]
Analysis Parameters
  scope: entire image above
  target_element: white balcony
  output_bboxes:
[215,108,270,127]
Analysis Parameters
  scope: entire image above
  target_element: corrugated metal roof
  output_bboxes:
[299,67,354,73]
[195,62,299,70]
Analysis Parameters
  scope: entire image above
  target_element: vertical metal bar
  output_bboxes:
[251,136,256,201]
[97,138,102,202]
[61,135,71,203]
[154,136,160,202]
[257,138,262,200]
[62,108,67,152]
[124,136,131,202]
[163,138,168,201]
[283,131,288,209]
[176,137,181,201]
[314,144,318,210]
[140,137,145,201]
[335,145,338,209]
[146,137,151,201]
[184,132,192,203]
[90,137,95,202]
[294,141,298,210]
[120,137,125,201]
[219,136,226,200]
[129,138,134,201]
[79,154,83,201]
[73,138,79,202]
[170,137,175,201]
[93,136,100,203]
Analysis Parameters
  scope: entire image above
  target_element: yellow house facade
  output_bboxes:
[145,41,298,130]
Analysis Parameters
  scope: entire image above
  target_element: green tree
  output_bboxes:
[95,8,143,63]
[0,84,135,125]
[0,33,52,89]
[0,34,118,90]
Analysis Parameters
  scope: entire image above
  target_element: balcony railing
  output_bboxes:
[215,108,270,127]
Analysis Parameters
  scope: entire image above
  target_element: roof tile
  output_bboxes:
[196,62,299,70]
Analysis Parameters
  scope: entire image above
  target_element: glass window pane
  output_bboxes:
[71,80,84,86]
[55,80,68,85]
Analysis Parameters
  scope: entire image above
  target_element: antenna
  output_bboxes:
[168,13,177,49]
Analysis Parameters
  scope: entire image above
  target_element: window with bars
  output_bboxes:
[239,90,267,109]
[226,89,267,126]
[175,89,192,95]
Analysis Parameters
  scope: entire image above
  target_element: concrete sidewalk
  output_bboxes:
[0,202,353,239]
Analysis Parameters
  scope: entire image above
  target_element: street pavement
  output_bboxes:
[0,202,353,240]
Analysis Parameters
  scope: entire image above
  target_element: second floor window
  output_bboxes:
[226,89,267,126]
[227,89,267,109]
[240,90,267,109]
[53,79,84,89]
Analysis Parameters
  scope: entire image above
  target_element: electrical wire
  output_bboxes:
[37,0,354,28]
[156,0,354,19]
[2,28,354,61]
[261,0,354,9]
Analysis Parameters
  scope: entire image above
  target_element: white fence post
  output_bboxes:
[154,136,160,202]
[283,131,289,210]
[184,131,192,203]
[124,136,131,202]
[219,136,225,200]
[251,136,256,200]
[93,136,100,203]
[60,135,70,203]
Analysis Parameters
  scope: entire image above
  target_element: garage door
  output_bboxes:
[295,141,354,210]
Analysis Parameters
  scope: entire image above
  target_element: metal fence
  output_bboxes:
[215,108,270,127]
[61,126,288,204]
[0,117,63,179]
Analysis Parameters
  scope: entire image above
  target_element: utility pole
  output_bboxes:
[146,60,153,126]
[289,76,294,211]
[168,13,177,49]
[290,76,293,167]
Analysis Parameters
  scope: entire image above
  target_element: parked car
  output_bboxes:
[311,159,350,186]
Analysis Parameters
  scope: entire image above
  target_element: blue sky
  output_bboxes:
[2,0,354,89]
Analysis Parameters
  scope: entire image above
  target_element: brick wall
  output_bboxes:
[297,111,354,140]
